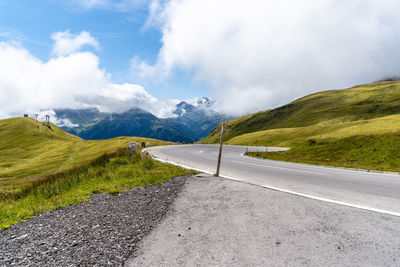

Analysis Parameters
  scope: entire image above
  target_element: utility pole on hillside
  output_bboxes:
[214,122,225,177]
[45,115,50,127]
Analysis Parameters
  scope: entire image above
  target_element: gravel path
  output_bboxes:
[0,174,191,266]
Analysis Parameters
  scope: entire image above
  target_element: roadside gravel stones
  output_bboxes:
[0,174,191,266]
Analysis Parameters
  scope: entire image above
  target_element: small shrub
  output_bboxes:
[115,168,136,179]
[142,158,155,170]
[129,153,141,164]
[111,157,130,166]
[108,188,123,195]
[307,139,317,146]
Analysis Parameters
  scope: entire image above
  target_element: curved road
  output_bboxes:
[147,144,400,216]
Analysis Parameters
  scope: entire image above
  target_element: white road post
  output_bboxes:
[214,122,225,177]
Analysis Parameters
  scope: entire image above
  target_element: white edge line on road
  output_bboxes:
[232,159,325,176]
[148,152,400,218]
[241,152,400,176]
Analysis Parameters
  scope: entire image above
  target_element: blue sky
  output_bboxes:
[1,0,400,118]
[0,0,158,69]
[0,0,210,102]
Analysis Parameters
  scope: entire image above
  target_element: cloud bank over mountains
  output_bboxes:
[2,1,400,119]
[0,31,178,119]
[143,0,400,115]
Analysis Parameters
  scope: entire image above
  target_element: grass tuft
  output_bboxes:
[142,158,155,170]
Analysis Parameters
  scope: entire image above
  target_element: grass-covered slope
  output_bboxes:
[203,81,400,145]
[227,114,400,147]
[0,117,171,199]
[0,152,193,229]
[0,117,194,229]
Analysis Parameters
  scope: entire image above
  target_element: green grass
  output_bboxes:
[203,81,400,145]
[0,117,172,199]
[226,114,400,147]
[247,133,400,172]
[203,81,400,171]
[0,150,194,229]
[0,117,195,229]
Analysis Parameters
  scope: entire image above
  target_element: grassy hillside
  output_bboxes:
[0,117,194,229]
[0,151,193,229]
[0,117,172,199]
[226,114,400,147]
[203,81,400,146]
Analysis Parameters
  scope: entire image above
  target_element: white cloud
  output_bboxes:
[0,36,177,119]
[145,0,400,115]
[51,30,99,57]
[36,110,80,128]
[130,55,160,79]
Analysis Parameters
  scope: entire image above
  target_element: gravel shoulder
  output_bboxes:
[127,173,400,266]
[0,174,191,267]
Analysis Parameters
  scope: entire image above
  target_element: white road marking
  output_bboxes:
[241,152,400,177]
[232,160,324,175]
[151,154,400,218]
[255,184,400,218]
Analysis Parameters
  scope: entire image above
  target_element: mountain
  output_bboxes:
[202,81,400,147]
[54,108,106,126]
[52,97,232,142]
[174,96,212,116]
[53,108,107,135]
[77,108,195,142]
[173,97,234,140]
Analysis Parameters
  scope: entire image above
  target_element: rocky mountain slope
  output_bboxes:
[53,97,232,142]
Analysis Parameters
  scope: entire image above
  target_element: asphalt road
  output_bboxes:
[127,174,400,266]
[147,144,400,216]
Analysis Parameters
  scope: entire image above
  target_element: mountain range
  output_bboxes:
[53,97,233,143]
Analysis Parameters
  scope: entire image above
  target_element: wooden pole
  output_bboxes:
[215,122,225,177]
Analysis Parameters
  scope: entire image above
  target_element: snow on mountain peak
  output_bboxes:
[197,97,211,105]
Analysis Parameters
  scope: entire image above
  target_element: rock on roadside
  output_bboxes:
[0,174,191,266]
